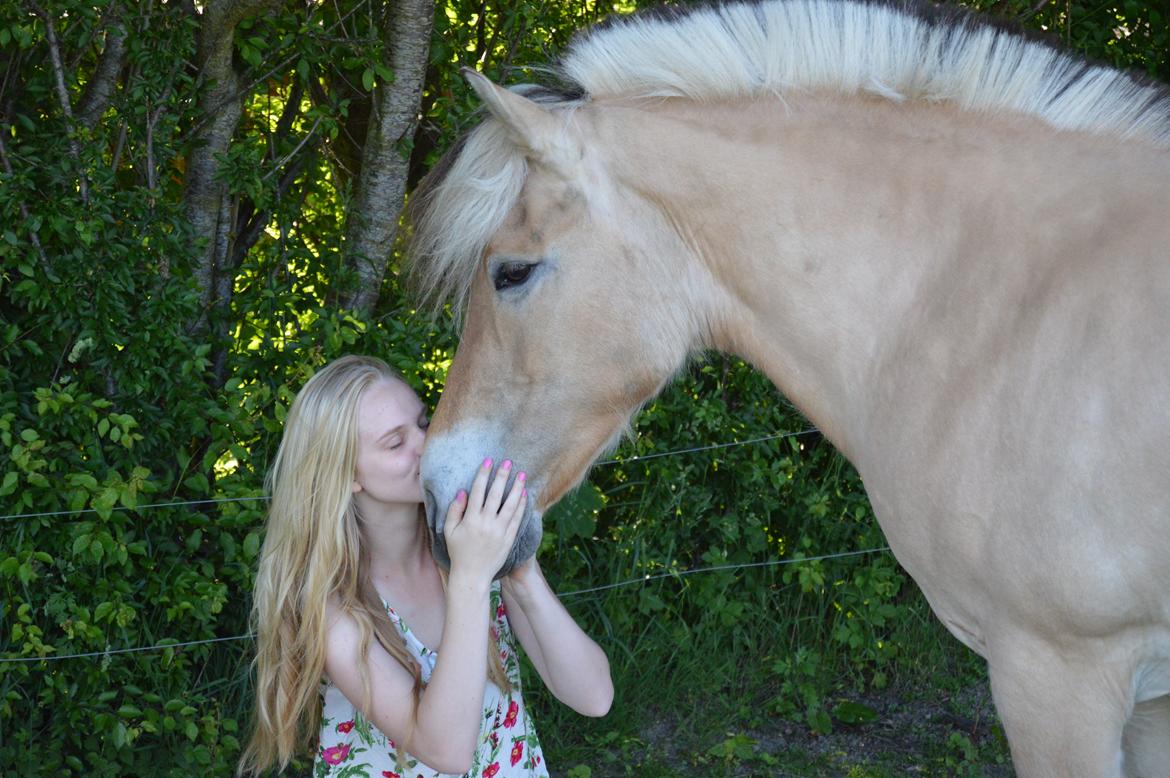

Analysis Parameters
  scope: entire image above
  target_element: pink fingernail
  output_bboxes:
[483,457,492,468]
[456,489,467,502]
[517,472,526,482]
[502,459,512,470]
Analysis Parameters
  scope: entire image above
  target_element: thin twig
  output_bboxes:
[261,116,320,181]
[28,1,90,205]
[0,127,49,266]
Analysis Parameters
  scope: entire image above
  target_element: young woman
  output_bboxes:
[240,355,613,777]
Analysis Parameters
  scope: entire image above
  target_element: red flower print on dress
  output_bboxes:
[502,700,518,728]
[336,720,354,733]
[496,602,506,619]
[482,762,500,778]
[381,772,400,778]
[321,744,350,765]
[510,742,524,766]
[490,732,499,748]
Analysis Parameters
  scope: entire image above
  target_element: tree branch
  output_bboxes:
[77,17,127,129]
[0,126,49,266]
[184,0,278,333]
[28,1,90,205]
[342,0,435,314]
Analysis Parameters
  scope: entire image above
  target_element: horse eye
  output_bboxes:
[493,262,536,291]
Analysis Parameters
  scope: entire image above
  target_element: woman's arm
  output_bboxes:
[501,557,614,717]
[324,460,526,774]
[323,579,491,774]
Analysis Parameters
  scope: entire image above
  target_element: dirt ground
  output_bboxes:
[590,678,1015,777]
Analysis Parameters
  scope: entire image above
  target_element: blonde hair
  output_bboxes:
[239,355,509,775]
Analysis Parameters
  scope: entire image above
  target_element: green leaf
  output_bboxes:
[72,533,91,557]
[833,700,879,725]
[93,487,119,520]
[111,721,128,748]
[243,531,260,560]
[185,721,199,741]
[361,67,375,92]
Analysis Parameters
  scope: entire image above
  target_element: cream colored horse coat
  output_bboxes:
[411,2,1170,775]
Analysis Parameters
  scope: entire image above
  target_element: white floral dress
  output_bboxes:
[315,582,548,778]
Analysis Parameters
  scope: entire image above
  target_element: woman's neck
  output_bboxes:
[357,499,431,577]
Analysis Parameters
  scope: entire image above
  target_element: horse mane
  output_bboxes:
[408,0,1170,315]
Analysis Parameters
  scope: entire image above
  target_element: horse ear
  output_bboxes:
[462,68,580,174]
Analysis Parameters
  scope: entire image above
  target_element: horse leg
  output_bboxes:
[1122,695,1170,778]
[987,639,1130,778]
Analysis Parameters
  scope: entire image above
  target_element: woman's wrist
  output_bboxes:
[446,566,494,599]
[501,559,544,602]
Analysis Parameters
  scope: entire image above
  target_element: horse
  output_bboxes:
[410,1,1170,774]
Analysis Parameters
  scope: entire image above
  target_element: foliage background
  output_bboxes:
[1,0,1164,775]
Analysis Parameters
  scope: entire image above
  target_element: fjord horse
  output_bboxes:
[412,1,1170,774]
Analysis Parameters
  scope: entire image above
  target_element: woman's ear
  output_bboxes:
[351,479,363,494]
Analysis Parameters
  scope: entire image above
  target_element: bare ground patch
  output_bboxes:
[583,678,1014,777]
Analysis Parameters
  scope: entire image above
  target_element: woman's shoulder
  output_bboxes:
[322,595,363,656]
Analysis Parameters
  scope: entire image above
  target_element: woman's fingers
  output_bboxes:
[502,485,527,547]
[500,471,526,522]
[484,460,511,512]
[445,462,527,580]
[444,489,468,532]
[467,457,492,509]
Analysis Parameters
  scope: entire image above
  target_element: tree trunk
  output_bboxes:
[342,0,435,314]
[77,17,127,130]
[183,0,272,338]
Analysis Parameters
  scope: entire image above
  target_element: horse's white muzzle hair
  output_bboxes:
[420,424,543,578]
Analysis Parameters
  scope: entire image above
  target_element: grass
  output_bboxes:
[526,567,1014,777]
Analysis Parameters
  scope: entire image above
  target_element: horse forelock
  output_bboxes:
[407,0,1170,315]
[407,86,586,320]
[406,119,527,320]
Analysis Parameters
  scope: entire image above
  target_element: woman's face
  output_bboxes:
[352,378,429,507]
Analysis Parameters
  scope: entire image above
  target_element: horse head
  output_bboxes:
[415,73,710,574]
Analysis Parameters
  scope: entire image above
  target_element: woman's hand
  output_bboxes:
[443,458,527,584]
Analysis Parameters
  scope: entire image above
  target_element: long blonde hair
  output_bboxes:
[239,355,509,775]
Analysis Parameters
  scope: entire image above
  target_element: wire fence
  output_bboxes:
[0,427,820,523]
[0,546,889,665]
[1,425,852,666]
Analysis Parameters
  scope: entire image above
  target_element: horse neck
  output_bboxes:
[596,93,1127,459]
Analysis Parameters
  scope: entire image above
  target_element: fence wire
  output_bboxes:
[0,546,888,665]
[0,428,819,522]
